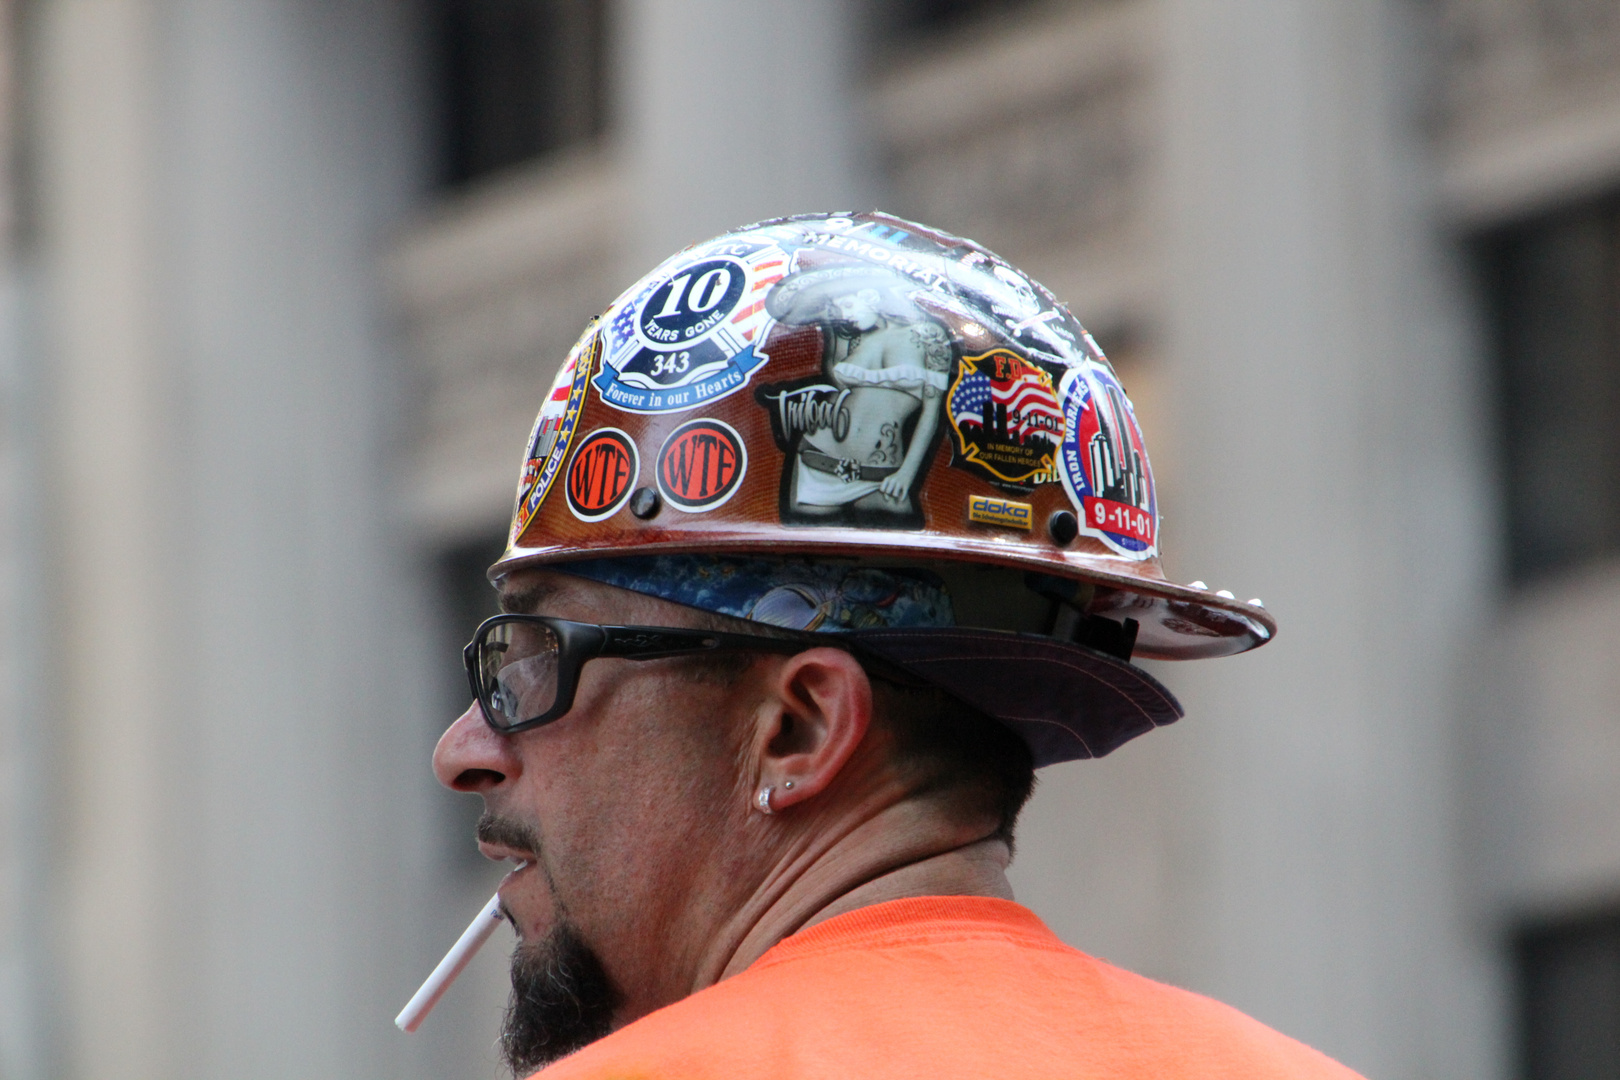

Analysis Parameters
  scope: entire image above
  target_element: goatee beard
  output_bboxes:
[500,920,620,1076]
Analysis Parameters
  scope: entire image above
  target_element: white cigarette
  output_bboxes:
[395,862,529,1032]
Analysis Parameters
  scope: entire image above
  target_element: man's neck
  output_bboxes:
[699,797,1014,989]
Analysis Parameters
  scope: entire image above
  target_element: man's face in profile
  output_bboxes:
[434,572,756,1074]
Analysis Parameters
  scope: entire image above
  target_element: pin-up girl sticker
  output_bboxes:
[756,265,952,527]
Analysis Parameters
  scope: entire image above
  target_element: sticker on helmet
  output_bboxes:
[595,242,786,414]
[946,349,1063,490]
[565,428,639,522]
[1057,364,1157,559]
[511,328,599,544]
[655,418,747,512]
[968,494,1033,530]
[755,262,952,528]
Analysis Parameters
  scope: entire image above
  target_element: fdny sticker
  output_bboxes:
[1057,364,1157,559]
[946,349,1063,489]
[511,327,598,544]
[594,242,785,413]
[656,418,747,512]
[968,494,1033,530]
[565,428,639,522]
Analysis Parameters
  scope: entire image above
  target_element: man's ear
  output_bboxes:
[749,647,873,812]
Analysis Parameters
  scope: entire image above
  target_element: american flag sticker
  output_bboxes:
[510,327,600,546]
[946,349,1064,489]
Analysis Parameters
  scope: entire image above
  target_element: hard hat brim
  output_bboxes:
[495,531,1275,662]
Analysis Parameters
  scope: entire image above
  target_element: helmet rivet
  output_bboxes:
[629,487,661,520]
[1047,510,1078,547]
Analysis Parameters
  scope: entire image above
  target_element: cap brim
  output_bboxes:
[497,532,1275,660]
[847,628,1184,768]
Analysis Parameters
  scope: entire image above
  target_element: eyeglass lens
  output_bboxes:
[478,620,561,729]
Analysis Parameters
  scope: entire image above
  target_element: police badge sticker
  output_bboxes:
[511,327,598,544]
[594,242,786,413]
[1057,363,1158,559]
[946,349,1064,490]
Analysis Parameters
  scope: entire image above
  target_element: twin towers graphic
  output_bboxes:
[1086,380,1150,511]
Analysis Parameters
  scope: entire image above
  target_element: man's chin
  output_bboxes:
[501,921,621,1076]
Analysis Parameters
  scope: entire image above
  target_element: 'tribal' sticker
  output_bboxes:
[594,241,787,414]
[1057,364,1157,559]
[656,418,747,512]
[511,327,598,545]
[565,428,639,522]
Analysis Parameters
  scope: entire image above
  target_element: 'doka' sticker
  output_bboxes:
[594,241,787,414]
[565,428,639,522]
[656,418,747,512]
[511,328,598,545]
[1057,364,1157,559]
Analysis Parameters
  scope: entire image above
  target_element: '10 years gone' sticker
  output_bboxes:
[595,241,785,414]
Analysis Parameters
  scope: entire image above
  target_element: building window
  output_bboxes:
[1478,194,1620,584]
[1517,909,1620,1080]
[432,0,608,188]
[865,0,1046,47]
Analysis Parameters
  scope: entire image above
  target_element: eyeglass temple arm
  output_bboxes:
[597,625,807,661]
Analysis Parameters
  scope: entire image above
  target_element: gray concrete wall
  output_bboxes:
[1156,1,1493,1074]
[618,0,868,263]
[27,3,451,1077]
[1012,2,1502,1078]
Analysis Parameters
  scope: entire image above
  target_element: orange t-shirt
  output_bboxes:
[536,896,1363,1079]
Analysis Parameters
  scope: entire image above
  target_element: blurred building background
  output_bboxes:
[1,0,1619,1077]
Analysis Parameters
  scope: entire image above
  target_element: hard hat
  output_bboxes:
[491,212,1274,764]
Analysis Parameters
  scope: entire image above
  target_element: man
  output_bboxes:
[433,212,1360,1078]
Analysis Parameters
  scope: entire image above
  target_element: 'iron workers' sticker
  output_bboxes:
[1057,363,1157,559]
[946,349,1063,490]
[594,240,786,413]
[565,428,639,522]
[656,418,747,512]
[511,328,598,544]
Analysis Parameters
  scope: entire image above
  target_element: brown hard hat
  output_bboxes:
[489,212,1275,764]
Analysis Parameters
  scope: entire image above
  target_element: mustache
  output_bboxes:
[477,811,542,857]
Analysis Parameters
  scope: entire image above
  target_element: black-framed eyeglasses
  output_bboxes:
[463,614,812,734]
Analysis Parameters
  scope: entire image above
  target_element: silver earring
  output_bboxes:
[757,786,775,815]
[783,780,795,790]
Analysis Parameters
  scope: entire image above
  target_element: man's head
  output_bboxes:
[431,211,1277,1072]
[433,567,1035,1073]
